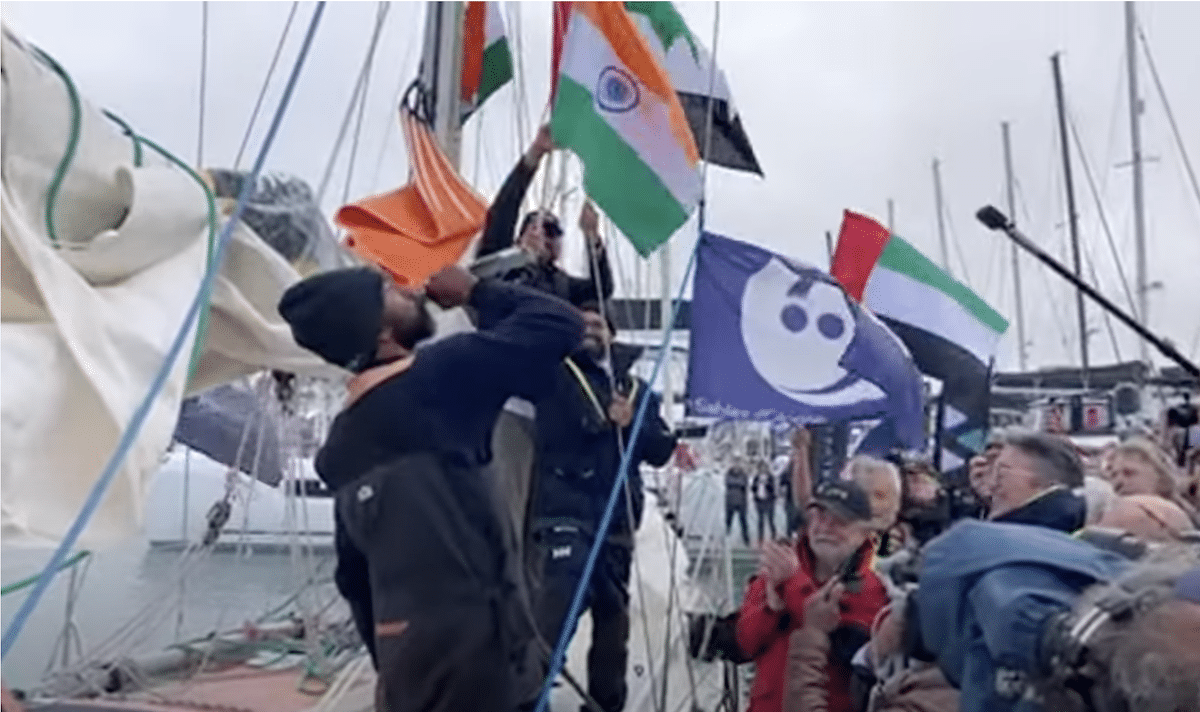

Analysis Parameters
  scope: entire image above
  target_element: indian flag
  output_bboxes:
[832,210,1009,472]
[550,1,701,256]
[460,2,512,119]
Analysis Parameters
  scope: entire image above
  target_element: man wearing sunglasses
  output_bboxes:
[475,125,614,307]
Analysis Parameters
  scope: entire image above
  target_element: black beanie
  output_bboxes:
[278,267,384,373]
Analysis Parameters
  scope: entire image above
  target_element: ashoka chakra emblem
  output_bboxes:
[596,66,640,113]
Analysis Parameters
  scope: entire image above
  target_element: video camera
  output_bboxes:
[1165,395,1198,429]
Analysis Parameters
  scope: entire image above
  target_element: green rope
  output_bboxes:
[30,45,82,250]
[1,550,91,597]
[101,110,145,168]
[30,43,219,381]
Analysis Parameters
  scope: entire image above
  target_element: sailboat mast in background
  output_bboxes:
[1051,52,1090,384]
[422,1,466,168]
[1125,0,1150,365]
[1001,121,1028,371]
[931,158,951,277]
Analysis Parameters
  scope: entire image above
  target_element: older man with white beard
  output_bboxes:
[737,480,889,712]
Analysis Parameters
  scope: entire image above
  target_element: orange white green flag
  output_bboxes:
[550,1,701,256]
[460,2,513,119]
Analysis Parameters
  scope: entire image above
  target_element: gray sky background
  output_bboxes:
[3,0,1198,374]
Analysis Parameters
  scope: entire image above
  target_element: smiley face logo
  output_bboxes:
[740,258,884,406]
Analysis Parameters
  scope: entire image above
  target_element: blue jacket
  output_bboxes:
[912,520,1130,712]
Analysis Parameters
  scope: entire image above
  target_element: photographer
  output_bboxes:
[906,519,1200,712]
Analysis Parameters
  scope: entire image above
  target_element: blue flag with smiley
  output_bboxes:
[686,231,926,449]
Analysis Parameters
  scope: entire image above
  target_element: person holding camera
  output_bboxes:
[736,480,889,712]
[904,517,1200,712]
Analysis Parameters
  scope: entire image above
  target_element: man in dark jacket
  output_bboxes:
[278,264,583,712]
[528,302,676,712]
[726,461,751,546]
[475,125,613,306]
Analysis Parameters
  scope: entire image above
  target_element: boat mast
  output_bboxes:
[422,1,465,168]
[931,158,952,276]
[1125,0,1150,364]
[1051,52,1090,384]
[1001,121,1029,371]
[887,198,895,233]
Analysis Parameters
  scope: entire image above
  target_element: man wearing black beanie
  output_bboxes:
[278,263,583,712]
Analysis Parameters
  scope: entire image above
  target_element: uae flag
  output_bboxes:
[460,2,513,120]
[550,1,701,255]
[831,210,1009,476]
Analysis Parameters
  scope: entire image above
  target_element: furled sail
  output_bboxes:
[0,25,338,546]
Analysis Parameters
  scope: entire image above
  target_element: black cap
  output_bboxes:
[519,209,563,238]
[278,267,384,373]
[810,480,873,523]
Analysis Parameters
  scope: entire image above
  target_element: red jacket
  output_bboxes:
[736,540,887,712]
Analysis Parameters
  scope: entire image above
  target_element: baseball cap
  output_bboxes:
[809,480,873,523]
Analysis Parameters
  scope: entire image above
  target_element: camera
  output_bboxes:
[1165,398,1198,429]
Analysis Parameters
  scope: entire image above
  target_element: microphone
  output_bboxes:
[975,205,1011,232]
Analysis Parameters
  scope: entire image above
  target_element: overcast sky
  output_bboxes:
[4,1,1198,374]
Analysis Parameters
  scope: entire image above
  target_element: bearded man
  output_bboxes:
[278,265,583,712]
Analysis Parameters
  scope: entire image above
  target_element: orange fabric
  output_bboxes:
[344,356,415,408]
[337,110,487,286]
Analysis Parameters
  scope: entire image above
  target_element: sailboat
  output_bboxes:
[1,3,742,711]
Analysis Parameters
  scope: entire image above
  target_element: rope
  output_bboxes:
[1066,106,1140,319]
[234,1,300,171]
[27,45,82,249]
[340,2,390,208]
[583,240,664,712]
[197,1,210,167]
[0,1,327,660]
[0,551,91,597]
[533,244,701,712]
[315,2,391,208]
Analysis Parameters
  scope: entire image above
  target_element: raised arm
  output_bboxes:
[566,202,615,304]
[450,278,584,402]
[476,126,554,259]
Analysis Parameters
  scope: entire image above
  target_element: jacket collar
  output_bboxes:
[344,355,415,409]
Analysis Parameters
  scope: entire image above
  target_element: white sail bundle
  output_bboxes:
[0,25,336,547]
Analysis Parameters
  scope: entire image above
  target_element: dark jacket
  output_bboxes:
[727,467,749,508]
[751,464,776,503]
[991,486,1086,534]
[528,342,676,544]
[475,157,613,306]
[316,281,584,602]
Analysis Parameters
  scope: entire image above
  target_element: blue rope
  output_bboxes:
[533,240,701,712]
[0,1,327,659]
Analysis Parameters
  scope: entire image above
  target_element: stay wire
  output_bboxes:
[234,1,300,171]
[1066,104,1140,318]
[197,1,209,167]
[1138,20,1200,219]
